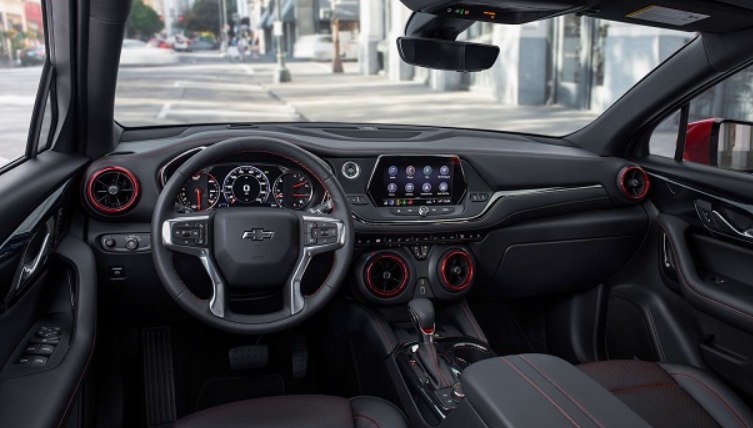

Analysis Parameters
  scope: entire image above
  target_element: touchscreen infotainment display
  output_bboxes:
[367,156,466,206]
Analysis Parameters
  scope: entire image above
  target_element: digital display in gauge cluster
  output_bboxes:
[176,163,315,211]
[367,155,467,207]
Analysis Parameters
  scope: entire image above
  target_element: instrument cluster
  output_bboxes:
[174,162,322,212]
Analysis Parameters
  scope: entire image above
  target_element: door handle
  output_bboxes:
[14,230,52,293]
[711,210,753,242]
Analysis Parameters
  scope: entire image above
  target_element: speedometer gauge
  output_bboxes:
[178,172,220,212]
[223,166,271,205]
[273,172,313,210]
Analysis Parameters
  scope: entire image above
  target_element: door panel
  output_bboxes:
[657,213,753,334]
[611,158,753,401]
[0,150,91,428]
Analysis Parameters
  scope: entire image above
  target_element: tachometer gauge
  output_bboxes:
[223,166,271,205]
[178,172,220,212]
[273,172,313,210]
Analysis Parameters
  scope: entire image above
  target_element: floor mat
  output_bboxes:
[194,374,286,412]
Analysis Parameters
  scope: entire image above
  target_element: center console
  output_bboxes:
[440,355,655,428]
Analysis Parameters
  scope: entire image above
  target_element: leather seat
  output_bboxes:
[580,360,753,428]
[174,395,411,428]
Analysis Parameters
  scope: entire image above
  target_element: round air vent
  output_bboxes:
[87,167,139,214]
[365,253,409,298]
[439,251,474,292]
[618,166,649,201]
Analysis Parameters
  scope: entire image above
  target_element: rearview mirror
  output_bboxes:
[397,37,500,72]
[685,118,753,171]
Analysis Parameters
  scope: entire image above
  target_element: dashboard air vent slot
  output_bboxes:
[618,166,649,201]
[322,128,423,139]
[87,167,139,214]
[365,253,409,298]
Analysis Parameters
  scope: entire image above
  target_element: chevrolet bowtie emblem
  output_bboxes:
[242,229,275,241]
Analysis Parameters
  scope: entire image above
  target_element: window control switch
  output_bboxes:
[36,344,55,355]
[30,356,48,366]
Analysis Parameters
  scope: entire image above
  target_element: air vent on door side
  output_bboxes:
[87,167,140,214]
[439,251,474,292]
[365,253,409,298]
[618,166,649,201]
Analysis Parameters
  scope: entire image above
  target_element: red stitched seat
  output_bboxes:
[580,360,753,428]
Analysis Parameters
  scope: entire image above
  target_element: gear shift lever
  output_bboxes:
[409,298,436,343]
[408,298,456,390]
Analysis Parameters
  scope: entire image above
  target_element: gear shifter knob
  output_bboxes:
[408,298,435,343]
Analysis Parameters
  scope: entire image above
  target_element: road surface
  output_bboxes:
[0,66,44,164]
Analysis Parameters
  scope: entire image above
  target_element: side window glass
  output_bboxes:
[0,1,48,169]
[650,65,753,172]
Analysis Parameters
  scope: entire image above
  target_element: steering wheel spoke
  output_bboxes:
[161,213,226,318]
[287,214,346,314]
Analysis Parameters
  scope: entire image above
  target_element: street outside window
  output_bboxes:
[0,0,46,168]
[113,0,692,137]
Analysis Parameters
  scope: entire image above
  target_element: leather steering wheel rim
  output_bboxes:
[151,136,354,335]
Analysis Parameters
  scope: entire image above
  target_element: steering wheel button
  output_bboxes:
[174,237,194,246]
[305,235,317,246]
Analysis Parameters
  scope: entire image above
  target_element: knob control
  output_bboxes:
[124,237,139,251]
[451,383,465,401]
[103,237,116,248]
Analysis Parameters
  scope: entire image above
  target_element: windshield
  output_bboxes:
[114,0,693,136]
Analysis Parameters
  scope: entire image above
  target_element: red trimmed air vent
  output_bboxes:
[439,251,474,292]
[87,167,140,214]
[618,166,649,201]
[365,253,409,298]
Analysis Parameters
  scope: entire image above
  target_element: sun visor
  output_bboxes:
[581,0,753,34]
[399,0,597,24]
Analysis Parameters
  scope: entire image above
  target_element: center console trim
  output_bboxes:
[353,184,604,225]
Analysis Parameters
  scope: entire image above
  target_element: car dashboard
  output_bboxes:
[83,124,648,307]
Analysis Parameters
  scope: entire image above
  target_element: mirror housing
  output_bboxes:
[685,118,753,170]
[397,37,500,72]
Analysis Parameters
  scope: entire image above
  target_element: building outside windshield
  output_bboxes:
[0,0,705,166]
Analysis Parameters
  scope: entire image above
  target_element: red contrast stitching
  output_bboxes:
[612,384,678,395]
[57,325,97,428]
[460,299,484,340]
[518,355,607,428]
[671,372,752,428]
[500,357,583,428]
[429,341,450,388]
[355,413,384,428]
[367,309,395,350]
[659,223,753,322]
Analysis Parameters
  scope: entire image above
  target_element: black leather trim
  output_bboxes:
[661,363,753,428]
[173,395,411,428]
[450,355,654,428]
[350,396,411,428]
[657,214,753,333]
[175,395,354,428]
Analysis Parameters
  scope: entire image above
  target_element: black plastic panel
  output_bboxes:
[491,236,643,299]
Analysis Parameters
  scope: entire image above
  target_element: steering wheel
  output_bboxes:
[151,136,354,334]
